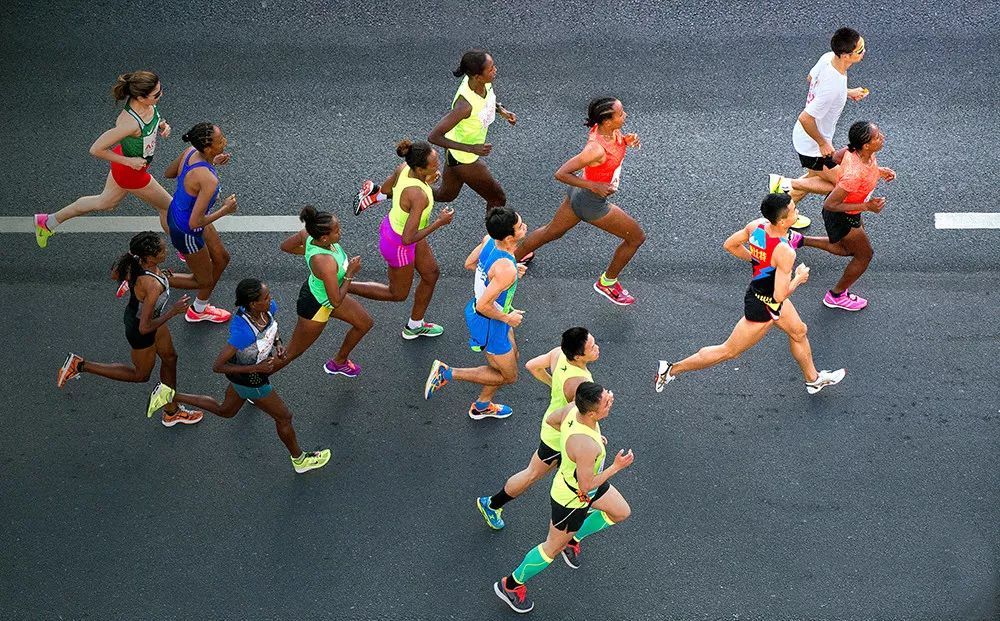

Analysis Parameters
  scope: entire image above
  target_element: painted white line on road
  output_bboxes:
[935,213,1000,230]
[0,215,304,233]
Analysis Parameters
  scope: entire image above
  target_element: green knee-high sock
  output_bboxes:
[511,544,554,585]
[572,510,614,543]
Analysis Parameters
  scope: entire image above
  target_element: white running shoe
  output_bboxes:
[655,360,675,393]
[806,369,846,394]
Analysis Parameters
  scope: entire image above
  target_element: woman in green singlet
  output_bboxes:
[35,71,173,248]
[277,206,371,378]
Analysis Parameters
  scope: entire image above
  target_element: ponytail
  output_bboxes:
[111,70,159,102]
[453,49,490,78]
[181,122,217,152]
[112,231,162,285]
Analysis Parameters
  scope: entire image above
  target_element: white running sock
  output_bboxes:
[47,213,60,231]
[375,192,387,202]
[193,298,209,313]
[407,317,423,330]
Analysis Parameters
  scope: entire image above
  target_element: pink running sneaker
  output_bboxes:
[593,280,636,306]
[116,280,130,298]
[185,305,232,323]
[787,230,804,249]
[324,358,361,378]
[823,289,868,311]
[177,251,187,263]
[34,213,54,248]
[354,180,382,216]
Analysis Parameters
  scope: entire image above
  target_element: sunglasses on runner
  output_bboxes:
[151,88,163,99]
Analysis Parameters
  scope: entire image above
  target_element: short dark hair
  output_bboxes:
[831,27,861,56]
[574,381,605,414]
[453,49,490,78]
[485,206,518,240]
[235,278,265,309]
[561,327,590,361]
[761,193,792,224]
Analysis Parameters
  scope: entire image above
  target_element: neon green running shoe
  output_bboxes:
[292,449,331,473]
[34,214,54,248]
[147,383,176,418]
[402,321,444,340]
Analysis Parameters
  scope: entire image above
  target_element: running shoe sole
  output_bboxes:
[469,406,513,421]
[592,283,634,306]
[354,180,375,216]
[561,548,580,569]
[293,449,331,473]
[57,353,81,388]
[493,582,533,614]
[146,383,176,418]
[790,215,812,230]
[655,360,674,393]
[185,313,231,323]
[424,360,445,399]
[806,369,847,394]
[401,327,444,340]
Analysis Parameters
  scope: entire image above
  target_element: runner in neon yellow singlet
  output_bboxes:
[354,50,517,215]
[35,71,174,248]
[276,206,372,379]
[348,140,454,340]
[476,327,600,530]
[492,382,634,614]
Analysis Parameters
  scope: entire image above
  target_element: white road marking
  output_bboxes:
[0,215,304,233]
[934,213,1000,230]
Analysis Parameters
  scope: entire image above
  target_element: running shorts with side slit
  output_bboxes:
[167,210,205,255]
[296,280,332,323]
[550,482,610,532]
[822,208,863,244]
[567,186,611,222]
[464,298,512,355]
[798,153,837,171]
[744,286,782,322]
[536,439,561,466]
[231,382,273,400]
[110,144,153,190]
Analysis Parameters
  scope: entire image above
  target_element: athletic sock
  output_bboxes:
[599,273,618,287]
[510,545,553,585]
[474,400,490,411]
[407,317,423,330]
[375,191,387,202]
[47,213,60,231]
[193,298,209,313]
[504,575,521,591]
[441,366,453,381]
[573,510,614,542]
[830,289,843,297]
[490,488,515,510]
[291,452,305,463]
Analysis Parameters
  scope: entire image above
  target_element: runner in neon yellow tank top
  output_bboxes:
[354,50,517,215]
[348,140,455,340]
[276,206,373,379]
[36,71,174,249]
[493,382,635,614]
[476,328,600,530]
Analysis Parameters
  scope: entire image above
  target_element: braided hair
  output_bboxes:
[182,122,216,152]
[585,97,618,127]
[112,232,162,286]
[235,278,265,310]
[299,205,336,238]
[847,121,876,152]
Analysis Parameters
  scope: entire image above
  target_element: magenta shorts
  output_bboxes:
[378,215,416,268]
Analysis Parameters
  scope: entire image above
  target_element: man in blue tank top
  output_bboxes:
[423,207,527,419]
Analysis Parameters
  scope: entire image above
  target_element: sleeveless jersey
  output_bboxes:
[539,353,592,450]
[388,166,434,235]
[837,150,880,215]
[550,409,606,508]
[119,102,160,162]
[305,237,348,308]
[126,270,170,321]
[748,222,790,310]
[444,75,496,164]
[473,238,517,313]
[581,127,627,191]
[168,148,219,234]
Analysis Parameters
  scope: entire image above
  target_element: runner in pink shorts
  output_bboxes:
[349,140,454,340]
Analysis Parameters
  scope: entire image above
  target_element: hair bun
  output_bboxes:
[396,140,413,158]
[299,205,318,224]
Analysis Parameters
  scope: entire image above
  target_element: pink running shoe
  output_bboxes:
[324,358,361,378]
[185,305,232,323]
[177,251,187,263]
[787,230,804,249]
[823,289,868,311]
[354,180,381,216]
[593,280,636,306]
[116,280,130,298]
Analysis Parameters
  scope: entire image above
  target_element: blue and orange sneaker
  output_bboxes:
[469,401,513,420]
[424,360,450,399]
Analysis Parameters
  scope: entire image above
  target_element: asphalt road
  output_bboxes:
[1,1,998,619]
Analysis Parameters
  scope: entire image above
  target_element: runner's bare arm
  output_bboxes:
[464,235,490,270]
[280,230,308,255]
[525,346,560,386]
[723,222,755,262]
[554,142,606,191]
[428,97,484,154]
[771,244,806,303]
[88,116,141,166]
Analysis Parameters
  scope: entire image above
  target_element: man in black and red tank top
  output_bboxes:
[655,194,846,395]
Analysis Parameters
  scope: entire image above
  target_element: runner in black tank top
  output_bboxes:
[655,194,846,395]
[56,232,205,426]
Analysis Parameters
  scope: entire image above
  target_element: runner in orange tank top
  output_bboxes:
[514,98,645,306]
[796,121,896,311]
